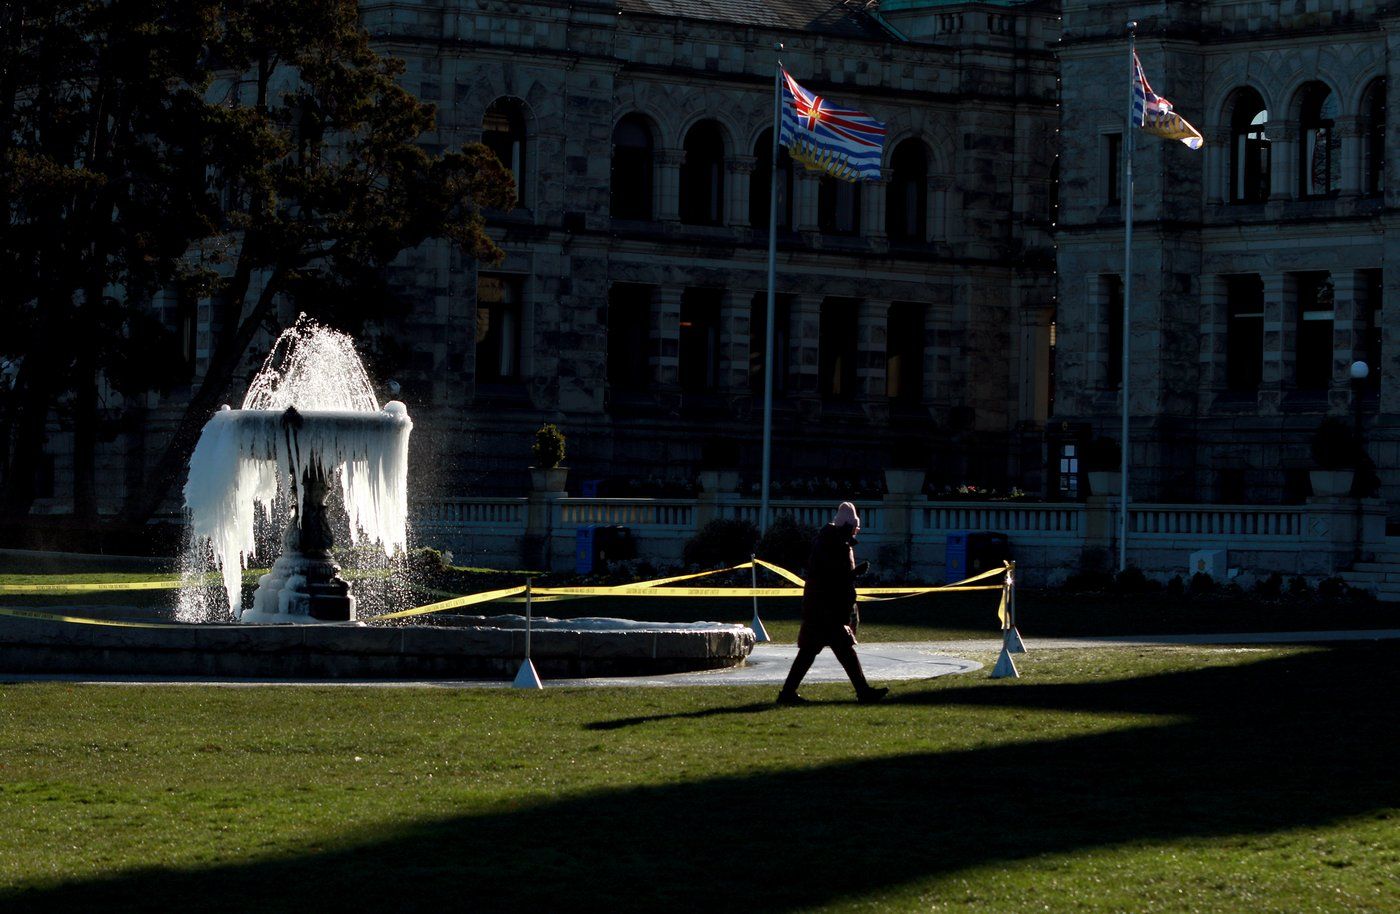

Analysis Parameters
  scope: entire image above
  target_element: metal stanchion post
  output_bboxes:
[749,554,770,642]
[512,578,543,689]
[990,561,1021,679]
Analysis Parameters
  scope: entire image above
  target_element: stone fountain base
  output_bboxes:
[240,552,356,625]
[0,616,755,680]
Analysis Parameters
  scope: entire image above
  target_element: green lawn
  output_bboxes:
[1,645,1397,912]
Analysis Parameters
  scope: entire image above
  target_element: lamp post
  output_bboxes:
[1350,359,1369,563]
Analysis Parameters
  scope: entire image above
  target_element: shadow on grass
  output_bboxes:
[585,700,778,731]
[6,646,1397,912]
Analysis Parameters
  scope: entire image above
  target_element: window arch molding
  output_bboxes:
[610,111,661,221]
[884,135,931,243]
[482,95,534,209]
[678,118,731,226]
[1222,85,1273,203]
[1292,79,1343,197]
[1359,76,1387,196]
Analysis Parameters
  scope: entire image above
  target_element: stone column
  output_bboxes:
[1270,123,1297,200]
[789,293,823,399]
[1197,274,1229,404]
[1204,127,1229,205]
[1259,272,1292,415]
[927,175,951,242]
[725,156,755,228]
[1017,302,1054,425]
[863,173,889,243]
[1331,269,1365,410]
[923,288,955,411]
[1337,117,1364,196]
[718,289,751,392]
[657,148,684,223]
[794,170,820,233]
[856,298,889,417]
[650,287,683,389]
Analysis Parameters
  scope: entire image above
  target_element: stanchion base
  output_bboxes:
[990,647,1019,679]
[750,613,770,643]
[512,658,543,689]
[1005,626,1025,654]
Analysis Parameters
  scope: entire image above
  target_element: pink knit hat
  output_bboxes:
[833,501,860,532]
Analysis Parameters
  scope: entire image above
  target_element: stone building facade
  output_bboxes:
[353,0,1061,499]
[1056,1,1400,514]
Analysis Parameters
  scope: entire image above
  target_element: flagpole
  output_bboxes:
[760,44,783,535]
[1120,21,1136,574]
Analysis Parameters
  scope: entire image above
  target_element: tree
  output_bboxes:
[0,0,512,531]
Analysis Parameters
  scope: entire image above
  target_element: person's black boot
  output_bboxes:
[857,686,889,704]
[776,690,811,706]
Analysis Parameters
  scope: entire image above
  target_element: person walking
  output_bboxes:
[776,501,889,705]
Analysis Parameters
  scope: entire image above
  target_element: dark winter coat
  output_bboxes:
[797,522,860,651]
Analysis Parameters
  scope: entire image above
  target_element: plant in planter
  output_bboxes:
[1083,436,1122,496]
[1309,417,1373,497]
[530,423,568,493]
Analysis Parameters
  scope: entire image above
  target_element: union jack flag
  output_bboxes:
[779,70,886,182]
[1132,52,1203,150]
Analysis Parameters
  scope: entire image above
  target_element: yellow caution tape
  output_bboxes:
[0,607,186,629]
[613,561,756,589]
[0,579,186,594]
[374,585,527,620]
[753,559,806,586]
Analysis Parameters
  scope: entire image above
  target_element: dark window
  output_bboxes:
[1299,83,1340,198]
[483,98,527,207]
[611,115,654,220]
[887,140,927,242]
[1103,275,1123,389]
[1225,274,1264,393]
[1218,468,1247,503]
[818,176,861,235]
[1231,90,1270,203]
[750,292,790,395]
[1294,272,1334,391]
[886,302,923,402]
[475,274,522,381]
[1048,314,1057,415]
[679,288,721,393]
[1365,80,1386,197]
[680,121,724,226]
[750,129,793,230]
[818,297,858,399]
[607,284,652,393]
[1105,133,1122,205]
[1362,269,1382,391]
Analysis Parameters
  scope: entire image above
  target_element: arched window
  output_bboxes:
[818,176,861,235]
[611,115,655,220]
[1364,78,1386,196]
[1298,82,1339,197]
[887,139,928,242]
[483,98,527,208]
[1230,89,1270,203]
[680,121,724,225]
[750,129,793,230]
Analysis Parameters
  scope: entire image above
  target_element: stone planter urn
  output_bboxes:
[883,468,927,496]
[530,467,569,493]
[1087,470,1122,496]
[1309,468,1354,497]
[698,469,741,494]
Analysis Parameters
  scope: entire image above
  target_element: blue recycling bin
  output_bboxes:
[576,526,598,574]
[945,531,1010,582]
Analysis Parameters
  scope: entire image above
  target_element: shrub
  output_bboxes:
[1287,575,1313,599]
[1316,576,1348,601]
[1113,565,1156,594]
[1189,572,1215,595]
[531,423,566,469]
[1165,574,1185,597]
[682,518,759,569]
[1063,570,1114,593]
[1253,571,1284,598]
[1310,417,1363,470]
[755,515,818,576]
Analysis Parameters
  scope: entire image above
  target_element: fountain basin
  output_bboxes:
[0,616,755,679]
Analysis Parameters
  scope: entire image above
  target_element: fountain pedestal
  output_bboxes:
[240,444,357,624]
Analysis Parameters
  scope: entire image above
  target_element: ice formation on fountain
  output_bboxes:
[182,318,411,622]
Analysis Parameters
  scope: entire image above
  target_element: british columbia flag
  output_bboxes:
[1132,52,1203,149]
[779,70,886,182]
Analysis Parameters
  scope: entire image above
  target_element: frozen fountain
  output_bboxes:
[183,318,411,624]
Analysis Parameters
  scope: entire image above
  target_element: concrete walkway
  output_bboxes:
[1,629,1395,689]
